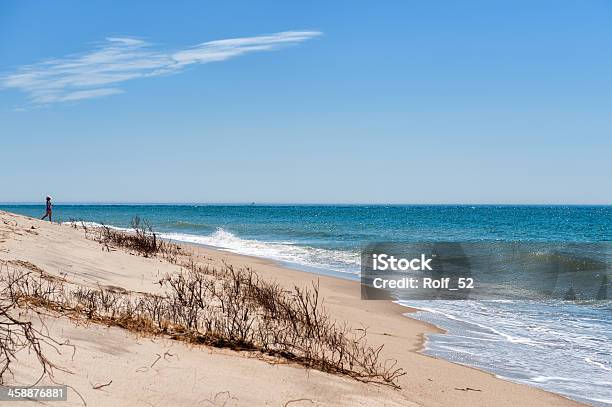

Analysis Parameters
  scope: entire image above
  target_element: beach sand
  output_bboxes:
[0,210,583,406]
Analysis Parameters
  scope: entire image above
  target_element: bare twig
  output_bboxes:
[93,379,112,390]
[284,398,315,406]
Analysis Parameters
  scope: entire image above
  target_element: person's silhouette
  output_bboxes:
[41,196,53,222]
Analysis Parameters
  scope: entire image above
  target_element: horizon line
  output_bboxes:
[1,202,610,207]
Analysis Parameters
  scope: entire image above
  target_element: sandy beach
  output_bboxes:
[0,210,584,407]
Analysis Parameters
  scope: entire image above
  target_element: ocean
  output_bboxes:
[2,204,611,406]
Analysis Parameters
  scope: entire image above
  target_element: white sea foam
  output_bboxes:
[398,300,612,407]
[62,221,129,231]
[584,357,612,372]
[161,228,361,275]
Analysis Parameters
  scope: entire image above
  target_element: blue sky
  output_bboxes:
[1,0,610,204]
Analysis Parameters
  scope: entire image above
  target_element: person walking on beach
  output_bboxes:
[41,196,52,222]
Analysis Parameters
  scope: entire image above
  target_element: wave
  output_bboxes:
[162,220,213,231]
[160,228,361,275]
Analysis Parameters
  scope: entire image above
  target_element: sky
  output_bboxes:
[1,0,611,204]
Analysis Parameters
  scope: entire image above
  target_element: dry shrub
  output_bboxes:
[0,264,63,384]
[89,217,180,263]
[4,263,405,388]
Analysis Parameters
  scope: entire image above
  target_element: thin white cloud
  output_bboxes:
[55,88,124,102]
[1,30,321,105]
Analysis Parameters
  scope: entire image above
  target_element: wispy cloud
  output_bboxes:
[1,30,321,106]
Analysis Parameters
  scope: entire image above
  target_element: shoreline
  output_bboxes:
[183,241,601,407]
[0,210,586,406]
[164,240,585,406]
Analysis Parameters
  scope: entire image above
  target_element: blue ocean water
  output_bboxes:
[2,204,611,405]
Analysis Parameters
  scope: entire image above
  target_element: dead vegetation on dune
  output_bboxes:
[69,216,181,263]
[97,217,180,263]
[0,218,405,388]
[0,264,66,384]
